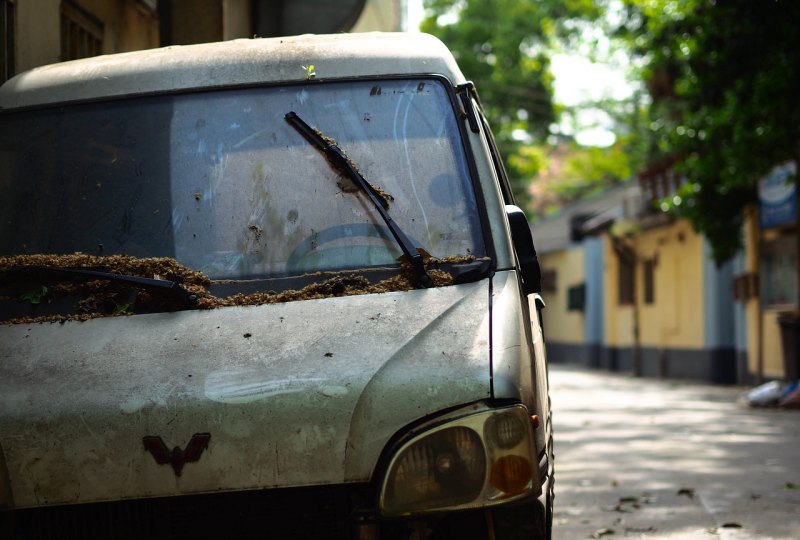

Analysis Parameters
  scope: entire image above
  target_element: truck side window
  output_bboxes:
[480,113,516,206]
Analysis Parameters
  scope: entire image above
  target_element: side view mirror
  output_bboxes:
[505,205,542,297]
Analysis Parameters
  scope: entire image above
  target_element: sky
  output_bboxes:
[550,52,635,147]
[405,0,636,147]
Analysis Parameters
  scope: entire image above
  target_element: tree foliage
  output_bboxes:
[619,0,800,263]
[558,143,632,198]
[420,0,601,211]
[528,137,635,219]
[536,92,650,215]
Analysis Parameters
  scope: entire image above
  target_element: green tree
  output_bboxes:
[539,91,649,214]
[420,0,601,211]
[557,143,632,199]
[619,0,800,263]
[527,136,637,220]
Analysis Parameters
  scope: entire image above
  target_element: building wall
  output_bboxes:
[541,216,741,382]
[222,0,252,40]
[758,231,793,379]
[637,220,705,350]
[602,235,634,347]
[742,208,787,380]
[539,246,586,346]
[16,0,61,71]
[10,0,399,77]
[15,0,159,73]
[352,0,404,32]
[76,0,160,53]
[540,202,796,384]
[599,220,706,350]
[584,237,605,347]
[167,0,222,44]
[729,246,750,382]
[539,245,596,366]
[119,0,160,51]
[703,238,735,349]
[762,311,786,378]
[743,209,762,379]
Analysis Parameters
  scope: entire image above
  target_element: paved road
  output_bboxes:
[549,364,800,540]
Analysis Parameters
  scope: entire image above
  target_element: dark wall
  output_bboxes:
[159,0,223,45]
[158,0,367,46]
[252,0,367,37]
[547,342,741,385]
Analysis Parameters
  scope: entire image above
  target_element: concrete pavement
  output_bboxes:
[549,364,800,539]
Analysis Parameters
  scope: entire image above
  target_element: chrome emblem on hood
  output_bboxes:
[143,433,211,477]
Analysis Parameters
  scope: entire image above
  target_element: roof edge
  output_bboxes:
[0,33,466,110]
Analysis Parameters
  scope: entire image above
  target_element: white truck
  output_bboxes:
[0,32,553,540]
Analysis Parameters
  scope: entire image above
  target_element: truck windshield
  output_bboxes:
[0,78,485,286]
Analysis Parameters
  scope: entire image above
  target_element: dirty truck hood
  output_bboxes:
[0,280,491,508]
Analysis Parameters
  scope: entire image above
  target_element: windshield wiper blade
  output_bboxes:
[285,111,432,288]
[2,266,199,305]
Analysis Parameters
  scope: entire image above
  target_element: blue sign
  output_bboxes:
[759,162,797,229]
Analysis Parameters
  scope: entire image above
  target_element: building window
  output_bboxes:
[567,283,586,312]
[0,0,14,83]
[61,1,103,61]
[618,253,635,305]
[760,232,798,309]
[643,258,656,304]
[732,272,759,302]
[541,269,557,293]
[638,155,683,214]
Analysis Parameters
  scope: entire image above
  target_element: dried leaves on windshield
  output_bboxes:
[0,252,475,325]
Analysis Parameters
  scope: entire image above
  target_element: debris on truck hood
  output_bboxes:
[0,278,493,508]
[0,252,480,325]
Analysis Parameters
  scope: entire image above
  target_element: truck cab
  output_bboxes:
[0,32,552,540]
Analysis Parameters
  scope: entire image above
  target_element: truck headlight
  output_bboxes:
[379,405,537,516]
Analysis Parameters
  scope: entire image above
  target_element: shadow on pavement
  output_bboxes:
[549,363,800,540]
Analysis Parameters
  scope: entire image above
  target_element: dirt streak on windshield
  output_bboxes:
[0,253,472,325]
[312,128,395,207]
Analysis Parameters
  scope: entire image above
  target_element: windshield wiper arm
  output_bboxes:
[2,266,198,305]
[285,111,432,288]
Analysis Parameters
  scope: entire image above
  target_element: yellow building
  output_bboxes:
[533,180,744,384]
[741,161,799,382]
[534,161,799,385]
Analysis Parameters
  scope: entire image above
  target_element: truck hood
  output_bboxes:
[0,280,491,508]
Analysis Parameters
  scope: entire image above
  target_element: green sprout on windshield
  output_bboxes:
[20,286,48,305]
[302,64,316,80]
[113,303,131,315]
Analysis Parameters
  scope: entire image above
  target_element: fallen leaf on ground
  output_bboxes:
[603,504,633,513]
[625,527,656,534]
